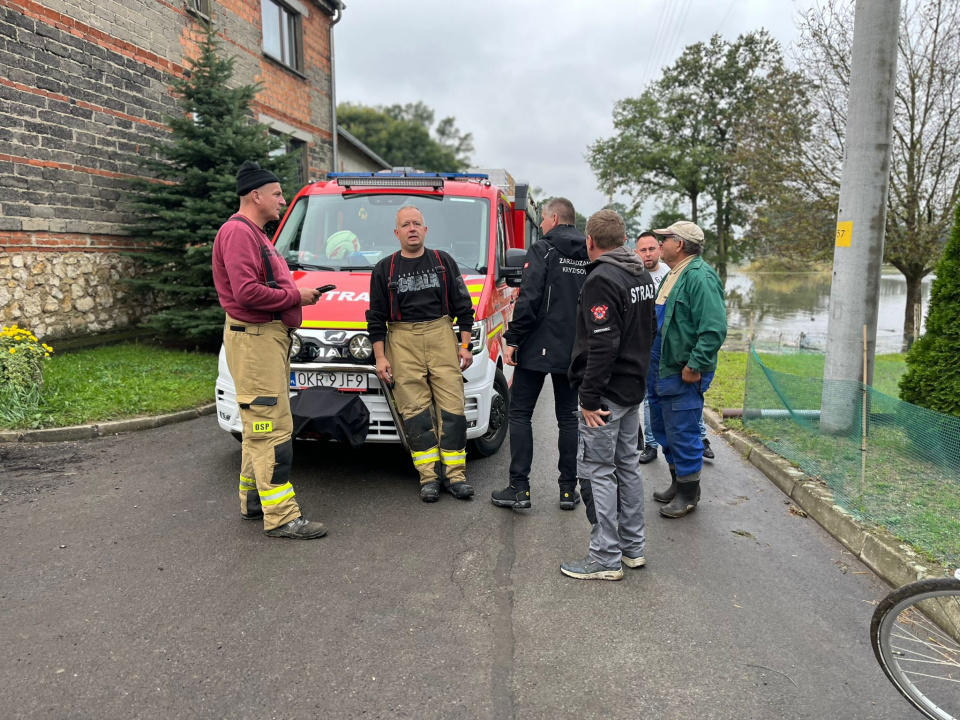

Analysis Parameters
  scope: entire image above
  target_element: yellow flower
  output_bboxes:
[44,353,50,357]
[8,348,14,354]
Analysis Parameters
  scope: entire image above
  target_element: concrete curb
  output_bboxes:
[703,407,943,588]
[0,403,217,444]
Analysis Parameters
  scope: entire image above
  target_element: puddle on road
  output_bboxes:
[0,443,94,506]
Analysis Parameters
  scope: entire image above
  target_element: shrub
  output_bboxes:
[0,325,53,428]
[899,201,960,416]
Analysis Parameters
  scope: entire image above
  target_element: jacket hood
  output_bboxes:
[591,245,645,276]
[543,224,588,260]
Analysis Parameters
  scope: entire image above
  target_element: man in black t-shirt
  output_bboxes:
[366,206,477,502]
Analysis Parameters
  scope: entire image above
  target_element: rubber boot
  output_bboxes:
[653,466,678,504]
[659,473,700,518]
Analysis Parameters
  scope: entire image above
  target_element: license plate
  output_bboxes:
[290,371,369,390]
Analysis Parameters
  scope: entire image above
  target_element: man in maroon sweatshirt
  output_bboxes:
[212,160,327,540]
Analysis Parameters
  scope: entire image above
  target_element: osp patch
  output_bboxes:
[591,304,609,323]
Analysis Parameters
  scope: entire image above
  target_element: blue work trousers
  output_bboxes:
[647,363,714,478]
[641,398,706,448]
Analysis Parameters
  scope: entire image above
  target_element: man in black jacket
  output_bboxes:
[491,198,589,510]
[561,209,657,581]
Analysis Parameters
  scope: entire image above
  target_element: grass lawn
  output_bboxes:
[705,349,960,566]
[1,342,218,430]
[704,350,907,425]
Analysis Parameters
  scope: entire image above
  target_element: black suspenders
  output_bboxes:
[229,215,282,319]
[386,249,451,322]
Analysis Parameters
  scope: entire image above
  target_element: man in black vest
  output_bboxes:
[491,197,589,510]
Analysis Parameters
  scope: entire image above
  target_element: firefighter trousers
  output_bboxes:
[386,316,468,486]
[223,315,302,530]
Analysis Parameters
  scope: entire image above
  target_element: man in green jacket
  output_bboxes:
[647,221,727,518]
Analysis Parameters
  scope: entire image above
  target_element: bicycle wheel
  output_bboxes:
[871,576,960,720]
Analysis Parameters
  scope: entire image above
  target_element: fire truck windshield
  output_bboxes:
[275,193,491,271]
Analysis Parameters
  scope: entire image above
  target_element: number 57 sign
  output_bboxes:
[836,221,853,247]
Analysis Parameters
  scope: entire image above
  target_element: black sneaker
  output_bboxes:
[420,482,441,503]
[446,481,475,500]
[638,445,658,464]
[491,485,531,509]
[622,553,646,568]
[559,488,581,511]
[241,510,264,521]
[264,516,328,539]
[560,556,623,581]
[702,438,715,459]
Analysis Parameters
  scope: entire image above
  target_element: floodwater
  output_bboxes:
[724,269,934,354]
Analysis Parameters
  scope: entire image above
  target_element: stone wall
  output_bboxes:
[0,250,159,340]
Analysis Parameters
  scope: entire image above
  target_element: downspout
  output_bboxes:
[329,3,344,174]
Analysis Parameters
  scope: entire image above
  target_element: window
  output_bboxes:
[269,132,309,188]
[187,0,210,18]
[274,194,491,272]
[261,0,301,71]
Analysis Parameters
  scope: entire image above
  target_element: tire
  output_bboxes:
[469,368,509,458]
[870,576,960,720]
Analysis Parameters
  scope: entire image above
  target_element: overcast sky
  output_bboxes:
[334,0,815,224]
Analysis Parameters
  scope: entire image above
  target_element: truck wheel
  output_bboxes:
[469,368,509,457]
[231,431,242,443]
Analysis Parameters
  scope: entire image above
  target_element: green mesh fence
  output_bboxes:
[743,346,960,567]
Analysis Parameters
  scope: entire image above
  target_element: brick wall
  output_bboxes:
[0,0,338,339]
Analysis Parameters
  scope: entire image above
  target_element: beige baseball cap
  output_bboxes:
[653,220,704,247]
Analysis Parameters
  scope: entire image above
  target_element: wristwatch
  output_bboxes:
[460,342,471,349]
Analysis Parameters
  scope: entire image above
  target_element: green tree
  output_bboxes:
[337,101,474,172]
[602,201,643,240]
[899,200,960,415]
[588,31,811,279]
[126,24,299,346]
[795,0,960,346]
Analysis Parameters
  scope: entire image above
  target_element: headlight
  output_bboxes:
[290,332,302,359]
[348,334,373,360]
[470,321,485,355]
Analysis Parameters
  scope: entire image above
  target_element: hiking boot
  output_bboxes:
[446,481,475,500]
[491,485,531,509]
[560,556,623,581]
[702,437,715,459]
[559,487,581,511]
[622,553,647,569]
[264,516,328,539]
[660,477,701,518]
[638,445,658,464]
[420,482,441,503]
[653,467,678,503]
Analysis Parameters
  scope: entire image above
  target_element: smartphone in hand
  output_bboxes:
[316,284,337,294]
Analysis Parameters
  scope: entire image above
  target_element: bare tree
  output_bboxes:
[795,0,960,347]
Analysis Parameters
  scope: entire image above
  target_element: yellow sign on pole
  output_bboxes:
[836,221,853,247]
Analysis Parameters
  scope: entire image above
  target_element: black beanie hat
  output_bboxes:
[237,160,280,196]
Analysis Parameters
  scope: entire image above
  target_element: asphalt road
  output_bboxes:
[0,395,916,719]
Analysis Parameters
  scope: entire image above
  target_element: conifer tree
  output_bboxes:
[127,23,299,345]
[899,201,960,416]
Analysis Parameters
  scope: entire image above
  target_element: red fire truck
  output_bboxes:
[215,169,538,456]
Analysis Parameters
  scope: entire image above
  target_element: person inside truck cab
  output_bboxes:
[366,205,477,503]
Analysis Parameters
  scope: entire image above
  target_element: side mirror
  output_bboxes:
[500,248,526,288]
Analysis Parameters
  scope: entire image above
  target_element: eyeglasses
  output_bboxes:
[657,235,678,245]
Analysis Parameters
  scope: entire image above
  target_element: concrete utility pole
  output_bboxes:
[821,0,900,433]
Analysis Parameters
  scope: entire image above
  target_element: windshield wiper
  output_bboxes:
[286,260,337,271]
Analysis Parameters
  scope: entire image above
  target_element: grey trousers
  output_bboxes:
[577,398,646,567]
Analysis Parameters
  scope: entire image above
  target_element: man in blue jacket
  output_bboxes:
[492,197,589,510]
